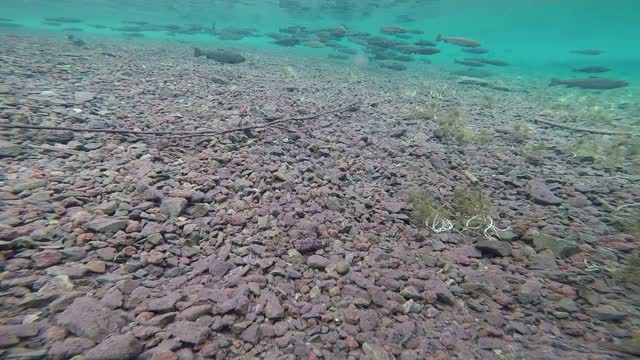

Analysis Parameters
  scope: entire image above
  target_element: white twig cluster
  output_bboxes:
[426,213,454,233]
[465,214,510,240]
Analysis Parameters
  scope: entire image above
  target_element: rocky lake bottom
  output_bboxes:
[0,33,639,360]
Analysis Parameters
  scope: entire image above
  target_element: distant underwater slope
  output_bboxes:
[0,0,638,85]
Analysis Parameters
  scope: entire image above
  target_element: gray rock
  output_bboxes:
[307,255,329,270]
[101,289,123,309]
[362,342,392,360]
[167,321,208,345]
[56,297,128,342]
[295,238,323,254]
[0,140,25,158]
[240,324,260,344]
[86,218,128,234]
[264,297,284,320]
[99,201,118,216]
[208,258,233,278]
[518,279,542,305]
[531,232,581,258]
[160,197,188,218]
[177,305,211,321]
[527,178,562,205]
[0,324,38,339]
[84,333,142,360]
[146,293,183,313]
[359,310,379,332]
[382,201,404,213]
[49,337,95,360]
[399,286,420,300]
[74,91,96,103]
[335,261,350,275]
[587,305,628,321]
[475,240,513,257]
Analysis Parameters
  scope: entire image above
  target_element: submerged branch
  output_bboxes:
[0,102,359,138]
[533,118,637,136]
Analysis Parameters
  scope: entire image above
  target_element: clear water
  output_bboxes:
[2,0,639,82]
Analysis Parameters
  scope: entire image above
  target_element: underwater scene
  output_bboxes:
[1,0,639,359]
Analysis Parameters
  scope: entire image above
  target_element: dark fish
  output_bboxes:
[123,20,148,25]
[63,27,83,32]
[549,77,628,90]
[44,17,83,23]
[477,58,509,66]
[194,48,245,64]
[455,59,484,67]
[379,62,407,71]
[0,22,23,28]
[124,32,144,38]
[381,25,407,35]
[111,26,145,32]
[413,47,440,55]
[89,24,107,29]
[450,68,493,78]
[573,66,609,73]
[463,47,489,54]
[408,29,424,35]
[437,34,480,47]
[0,18,13,22]
[571,49,603,55]
[414,40,436,47]
[337,48,357,55]
[393,55,414,62]
[42,21,61,26]
[273,38,300,47]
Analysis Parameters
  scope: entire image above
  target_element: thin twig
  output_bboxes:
[533,118,637,136]
[0,102,359,138]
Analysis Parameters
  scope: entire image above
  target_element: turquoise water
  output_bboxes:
[1,0,639,85]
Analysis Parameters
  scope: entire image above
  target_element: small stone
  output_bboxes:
[240,324,260,344]
[208,258,233,278]
[101,289,123,310]
[307,255,329,270]
[475,240,512,257]
[160,197,188,218]
[362,342,392,360]
[518,279,542,305]
[295,238,323,253]
[56,297,128,342]
[98,201,118,216]
[74,91,96,103]
[150,351,179,360]
[33,250,63,268]
[527,178,562,205]
[335,261,350,275]
[49,337,95,360]
[0,140,25,158]
[531,231,581,258]
[167,321,208,345]
[86,218,128,234]
[399,286,420,300]
[85,260,106,273]
[287,249,304,264]
[382,201,404,213]
[265,298,285,320]
[84,333,142,360]
[96,247,117,262]
[147,293,183,313]
[177,305,211,321]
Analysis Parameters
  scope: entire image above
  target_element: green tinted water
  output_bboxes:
[1,0,639,84]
